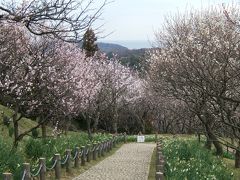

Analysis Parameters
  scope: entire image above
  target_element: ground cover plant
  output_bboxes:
[25,132,113,161]
[161,138,233,180]
[0,131,113,178]
[0,137,24,179]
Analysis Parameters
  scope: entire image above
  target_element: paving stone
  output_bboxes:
[73,143,155,180]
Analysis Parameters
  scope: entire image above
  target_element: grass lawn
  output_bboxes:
[224,158,240,180]
[0,104,52,138]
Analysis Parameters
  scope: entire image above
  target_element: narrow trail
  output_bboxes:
[73,143,155,180]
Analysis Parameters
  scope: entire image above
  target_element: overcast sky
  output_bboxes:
[96,0,234,48]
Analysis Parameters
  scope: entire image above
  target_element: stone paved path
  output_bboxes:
[73,143,155,180]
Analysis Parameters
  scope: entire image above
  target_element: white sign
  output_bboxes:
[137,135,145,143]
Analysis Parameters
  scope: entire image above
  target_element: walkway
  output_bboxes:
[73,143,155,180]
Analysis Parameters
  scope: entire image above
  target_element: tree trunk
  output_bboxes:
[141,111,147,134]
[93,112,100,133]
[231,137,235,146]
[142,123,145,134]
[205,135,212,150]
[12,106,19,149]
[41,121,47,138]
[205,125,223,156]
[235,142,240,168]
[112,108,118,133]
[212,137,223,156]
[113,122,117,134]
[87,117,92,140]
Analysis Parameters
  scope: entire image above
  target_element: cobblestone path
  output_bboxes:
[73,143,155,180]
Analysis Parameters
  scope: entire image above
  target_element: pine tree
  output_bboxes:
[82,28,99,57]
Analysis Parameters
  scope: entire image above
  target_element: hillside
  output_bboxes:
[0,104,52,138]
[97,42,129,54]
[98,42,149,71]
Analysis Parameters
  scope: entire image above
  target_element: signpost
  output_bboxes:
[137,135,145,143]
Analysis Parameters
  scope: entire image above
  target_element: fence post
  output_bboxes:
[124,132,127,143]
[65,149,71,173]
[54,154,61,180]
[113,137,116,148]
[105,141,108,152]
[3,173,12,180]
[108,140,110,152]
[101,142,105,157]
[98,143,101,158]
[198,133,201,143]
[110,139,112,151]
[39,158,46,180]
[87,144,91,162]
[157,152,163,161]
[157,159,165,166]
[155,133,158,143]
[109,140,112,151]
[23,163,31,180]
[81,146,86,166]
[74,147,80,168]
[155,172,164,180]
[156,164,164,172]
[93,143,97,160]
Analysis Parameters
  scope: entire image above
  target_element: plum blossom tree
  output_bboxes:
[97,58,145,133]
[0,18,150,148]
[0,0,108,42]
[0,22,107,147]
[148,6,240,165]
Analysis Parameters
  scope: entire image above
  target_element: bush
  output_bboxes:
[0,137,24,179]
[223,151,235,160]
[162,139,233,179]
[127,135,137,142]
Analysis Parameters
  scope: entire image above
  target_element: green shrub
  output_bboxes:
[162,139,233,180]
[92,133,112,143]
[145,135,156,142]
[127,135,137,142]
[0,137,23,179]
[223,151,235,160]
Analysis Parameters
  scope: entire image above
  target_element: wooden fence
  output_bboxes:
[3,134,126,180]
[155,140,165,180]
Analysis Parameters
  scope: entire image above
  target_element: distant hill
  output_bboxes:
[97,42,149,57]
[97,42,129,55]
[98,42,149,73]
